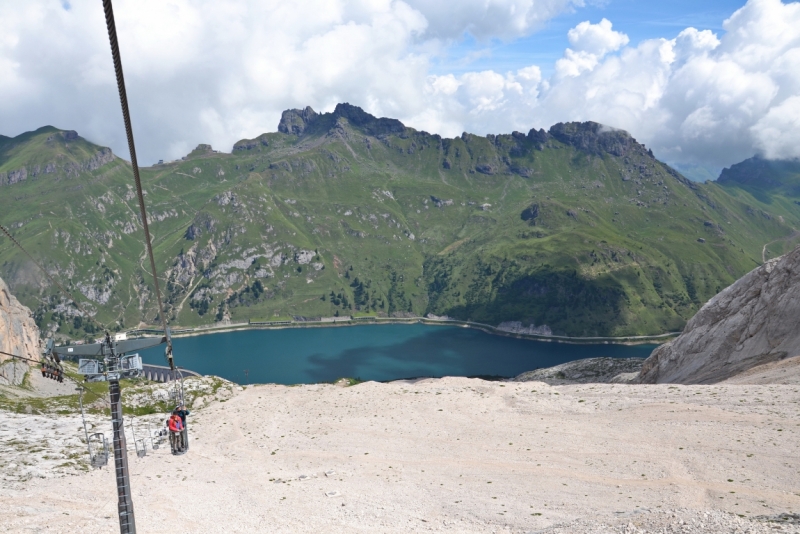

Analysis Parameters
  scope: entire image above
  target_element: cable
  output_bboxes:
[0,223,108,333]
[0,349,110,406]
[102,0,172,371]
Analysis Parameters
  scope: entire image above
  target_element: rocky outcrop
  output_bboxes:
[277,103,406,138]
[278,106,319,135]
[514,357,643,384]
[497,321,552,336]
[0,167,28,186]
[232,134,270,151]
[1,146,114,186]
[548,121,638,157]
[0,276,40,385]
[520,203,539,224]
[331,103,406,136]
[637,246,800,384]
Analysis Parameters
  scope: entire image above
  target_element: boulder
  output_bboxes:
[637,246,800,384]
[514,357,643,384]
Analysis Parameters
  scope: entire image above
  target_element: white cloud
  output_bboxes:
[751,95,800,159]
[405,0,584,40]
[416,0,800,169]
[566,18,628,55]
[0,0,799,171]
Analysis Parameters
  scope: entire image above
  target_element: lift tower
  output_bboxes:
[53,332,171,534]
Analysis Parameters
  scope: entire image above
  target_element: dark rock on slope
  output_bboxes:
[278,106,318,135]
[548,121,637,157]
[637,245,800,384]
[514,357,643,385]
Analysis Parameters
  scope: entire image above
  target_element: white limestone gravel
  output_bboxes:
[1,377,799,533]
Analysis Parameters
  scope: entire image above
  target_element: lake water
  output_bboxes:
[138,324,657,385]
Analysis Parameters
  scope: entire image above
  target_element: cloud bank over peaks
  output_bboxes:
[421,0,800,171]
[0,0,798,173]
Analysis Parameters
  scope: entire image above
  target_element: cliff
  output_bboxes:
[0,276,40,385]
[637,245,800,384]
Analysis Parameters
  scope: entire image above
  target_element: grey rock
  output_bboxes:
[514,357,643,385]
[232,135,269,151]
[0,167,28,186]
[330,103,405,137]
[549,121,636,157]
[497,320,552,336]
[0,276,41,384]
[475,164,495,175]
[278,106,318,135]
[637,246,800,384]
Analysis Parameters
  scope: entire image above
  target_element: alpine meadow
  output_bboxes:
[2,103,800,338]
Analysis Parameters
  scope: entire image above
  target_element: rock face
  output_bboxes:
[276,103,406,138]
[548,121,636,157]
[637,246,800,384]
[278,106,319,135]
[497,321,552,336]
[0,276,40,385]
[514,357,643,385]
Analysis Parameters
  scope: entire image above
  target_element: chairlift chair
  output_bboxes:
[148,421,165,450]
[87,433,109,468]
[78,358,105,382]
[40,340,65,382]
[120,353,143,379]
[134,438,148,458]
[128,416,147,458]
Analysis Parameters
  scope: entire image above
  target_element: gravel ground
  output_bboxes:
[1,377,799,533]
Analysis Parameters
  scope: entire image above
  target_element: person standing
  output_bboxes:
[168,411,183,453]
[176,405,190,451]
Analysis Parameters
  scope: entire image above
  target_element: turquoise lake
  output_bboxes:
[138,324,657,385]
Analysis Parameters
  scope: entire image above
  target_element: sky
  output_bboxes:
[1,0,799,180]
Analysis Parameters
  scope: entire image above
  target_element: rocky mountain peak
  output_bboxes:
[0,127,116,187]
[548,121,643,158]
[717,156,800,190]
[277,103,407,138]
[278,106,319,135]
[330,103,406,136]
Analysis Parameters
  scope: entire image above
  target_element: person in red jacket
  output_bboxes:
[168,412,184,453]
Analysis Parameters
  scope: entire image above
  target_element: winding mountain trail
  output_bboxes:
[762,230,800,262]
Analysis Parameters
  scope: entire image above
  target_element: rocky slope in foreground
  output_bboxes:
[0,276,40,385]
[637,245,800,384]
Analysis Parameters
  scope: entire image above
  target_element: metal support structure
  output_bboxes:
[53,334,166,534]
[78,388,92,455]
[109,377,136,534]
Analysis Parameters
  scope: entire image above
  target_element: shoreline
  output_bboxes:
[128,316,677,346]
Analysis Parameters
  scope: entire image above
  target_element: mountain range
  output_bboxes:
[1,103,799,338]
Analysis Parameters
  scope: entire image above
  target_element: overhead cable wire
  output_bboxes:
[0,222,108,333]
[0,349,110,406]
[101,0,173,370]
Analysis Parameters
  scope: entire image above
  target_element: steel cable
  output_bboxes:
[0,348,110,406]
[102,0,173,370]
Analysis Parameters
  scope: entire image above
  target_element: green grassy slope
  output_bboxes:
[1,104,798,338]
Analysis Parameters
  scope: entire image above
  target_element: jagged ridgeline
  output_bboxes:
[2,105,800,338]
